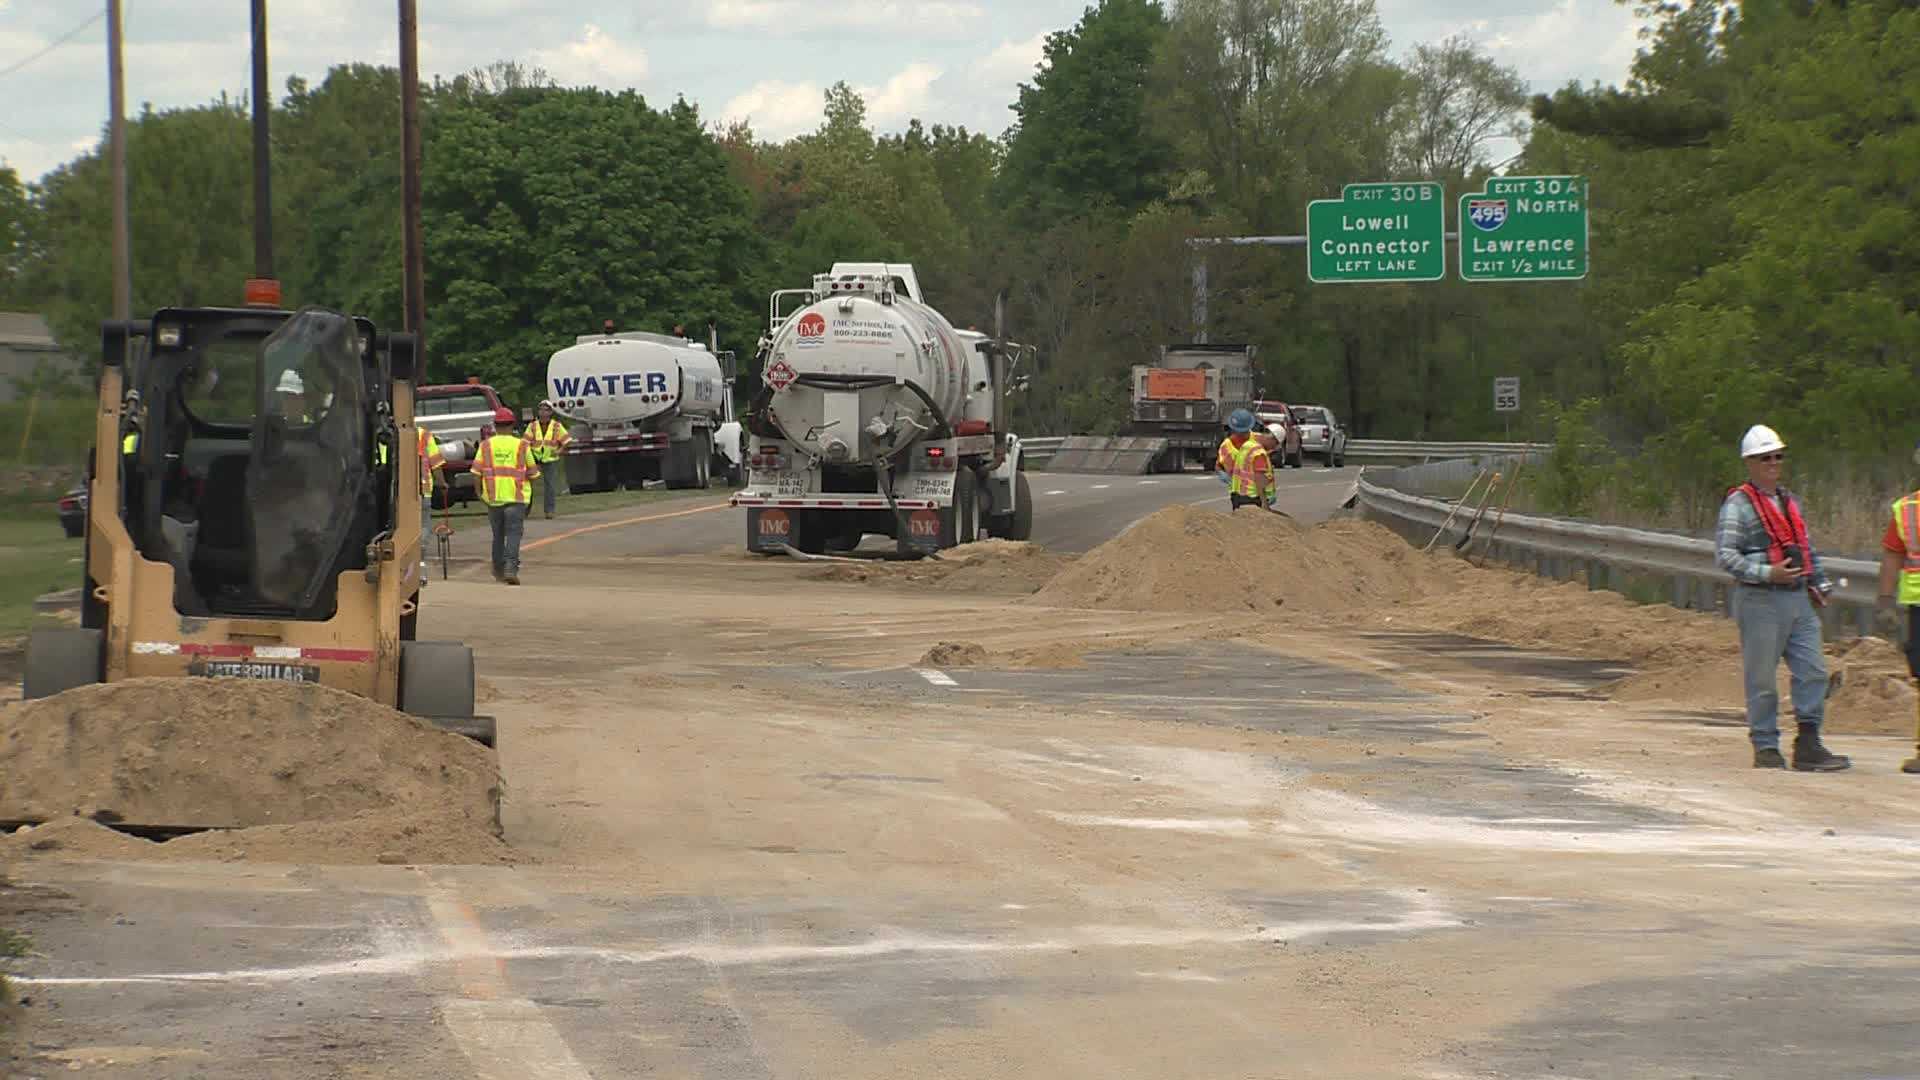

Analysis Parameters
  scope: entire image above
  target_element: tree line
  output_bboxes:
[0,0,1913,523]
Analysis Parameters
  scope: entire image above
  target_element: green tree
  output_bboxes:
[0,166,28,305]
[421,86,758,402]
[27,99,253,351]
[999,0,1174,222]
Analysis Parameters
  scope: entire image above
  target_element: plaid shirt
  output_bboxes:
[1715,485,1830,589]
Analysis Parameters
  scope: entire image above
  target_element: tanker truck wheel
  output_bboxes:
[1002,472,1034,541]
[953,468,982,546]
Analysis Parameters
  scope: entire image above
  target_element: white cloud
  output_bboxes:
[703,0,983,37]
[529,23,649,88]
[720,79,823,140]
[981,31,1047,85]
[858,62,941,128]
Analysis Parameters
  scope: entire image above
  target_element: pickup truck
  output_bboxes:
[417,382,517,507]
[1290,404,1348,468]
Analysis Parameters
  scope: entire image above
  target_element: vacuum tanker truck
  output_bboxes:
[730,262,1032,556]
[545,325,743,492]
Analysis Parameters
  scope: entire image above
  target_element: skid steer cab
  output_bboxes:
[22,305,493,747]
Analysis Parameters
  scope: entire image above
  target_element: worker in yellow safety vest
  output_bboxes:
[473,417,540,585]
[1876,438,1920,774]
[1215,408,1276,512]
[525,400,570,519]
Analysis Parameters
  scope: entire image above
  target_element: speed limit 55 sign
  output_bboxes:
[1493,377,1520,413]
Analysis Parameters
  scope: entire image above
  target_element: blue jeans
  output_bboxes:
[1735,584,1828,749]
[487,502,529,576]
[420,497,432,574]
[539,463,562,515]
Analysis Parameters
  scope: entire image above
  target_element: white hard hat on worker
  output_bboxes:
[1740,424,1785,459]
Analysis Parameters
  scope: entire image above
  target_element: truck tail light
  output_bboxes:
[925,446,945,458]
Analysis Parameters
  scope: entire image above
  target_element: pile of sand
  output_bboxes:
[0,678,508,865]
[917,639,1096,671]
[1030,506,1443,614]
[920,641,990,667]
[1023,504,1918,735]
[811,540,1070,595]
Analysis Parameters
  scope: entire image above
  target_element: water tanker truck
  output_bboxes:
[545,326,743,492]
[730,262,1033,556]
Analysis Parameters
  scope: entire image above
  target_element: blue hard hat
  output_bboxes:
[1227,408,1255,434]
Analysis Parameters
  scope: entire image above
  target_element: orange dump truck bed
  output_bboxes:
[1143,368,1210,400]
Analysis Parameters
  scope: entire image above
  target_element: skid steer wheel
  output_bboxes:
[23,628,104,700]
[399,640,495,748]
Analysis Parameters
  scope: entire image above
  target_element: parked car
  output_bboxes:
[417,382,517,508]
[57,485,86,538]
[1252,398,1304,468]
[1290,404,1348,467]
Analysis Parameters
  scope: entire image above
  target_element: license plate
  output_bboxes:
[909,474,955,500]
[193,660,320,684]
[771,474,806,497]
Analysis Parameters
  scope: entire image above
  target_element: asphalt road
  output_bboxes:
[10,461,1920,1080]
[492,465,1360,566]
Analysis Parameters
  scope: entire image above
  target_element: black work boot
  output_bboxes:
[1792,727,1851,772]
[1753,747,1787,769]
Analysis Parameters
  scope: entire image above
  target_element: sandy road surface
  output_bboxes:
[8,473,1920,1079]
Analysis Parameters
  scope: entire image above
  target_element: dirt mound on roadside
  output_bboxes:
[810,540,1070,595]
[0,679,503,864]
[920,641,990,667]
[1382,572,1916,736]
[1373,571,1734,671]
[1030,505,1444,614]
[1824,636,1918,736]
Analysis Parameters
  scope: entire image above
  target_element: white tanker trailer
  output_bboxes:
[729,262,1033,555]
[546,325,743,492]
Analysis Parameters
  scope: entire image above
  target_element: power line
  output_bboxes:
[0,9,108,81]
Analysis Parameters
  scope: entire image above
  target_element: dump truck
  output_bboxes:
[545,324,742,492]
[730,262,1032,555]
[22,304,492,746]
[1128,343,1258,472]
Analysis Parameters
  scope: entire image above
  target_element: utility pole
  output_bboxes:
[399,0,426,353]
[249,0,272,279]
[107,0,129,321]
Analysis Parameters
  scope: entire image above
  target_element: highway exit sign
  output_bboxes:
[1306,182,1446,283]
[1458,176,1589,281]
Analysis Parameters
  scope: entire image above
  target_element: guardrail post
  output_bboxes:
[1670,575,1687,609]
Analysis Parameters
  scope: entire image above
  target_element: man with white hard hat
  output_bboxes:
[1715,424,1849,771]
[274,368,308,419]
[1875,438,1920,774]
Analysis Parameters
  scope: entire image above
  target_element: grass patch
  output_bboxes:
[0,512,83,641]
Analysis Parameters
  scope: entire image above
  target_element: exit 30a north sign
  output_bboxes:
[1458,176,1589,282]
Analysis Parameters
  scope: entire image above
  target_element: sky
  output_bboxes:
[0,0,1645,185]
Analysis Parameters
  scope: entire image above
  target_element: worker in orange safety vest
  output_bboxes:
[1215,408,1276,512]
[473,417,540,586]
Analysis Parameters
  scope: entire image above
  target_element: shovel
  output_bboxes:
[1423,469,1489,553]
[1452,471,1502,552]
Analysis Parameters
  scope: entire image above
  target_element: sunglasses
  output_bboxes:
[1755,453,1786,463]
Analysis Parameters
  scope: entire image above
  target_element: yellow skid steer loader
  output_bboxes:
[22,305,492,746]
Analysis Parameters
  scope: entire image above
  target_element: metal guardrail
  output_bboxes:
[1020,436,1549,470]
[1354,471,1890,640]
[1342,439,1552,463]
